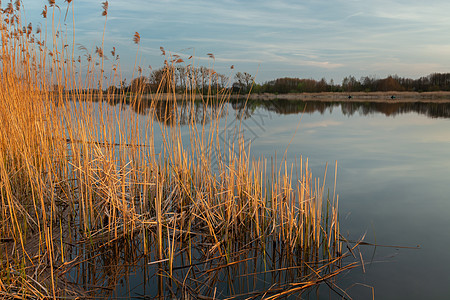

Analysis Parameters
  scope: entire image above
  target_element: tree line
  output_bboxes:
[106,65,231,95]
[100,68,450,95]
[251,73,450,94]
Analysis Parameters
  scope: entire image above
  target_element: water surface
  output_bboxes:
[89,99,450,299]
[229,100,450,299]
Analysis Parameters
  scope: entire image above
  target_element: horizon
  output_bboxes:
[18,0,450,84]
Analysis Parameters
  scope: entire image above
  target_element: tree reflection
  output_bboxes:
[128,97,228,126]
[109,98,450,129]
[230,99,450,119]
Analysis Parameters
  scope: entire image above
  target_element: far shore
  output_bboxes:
[229,91,450,103]
[98,91,450,103]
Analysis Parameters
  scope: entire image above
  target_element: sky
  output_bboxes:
[18,0,450,84]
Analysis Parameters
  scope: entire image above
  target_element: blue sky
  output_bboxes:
[20,0,450,84]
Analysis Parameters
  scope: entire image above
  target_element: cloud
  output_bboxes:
[299,61,344,69]
[19,0,450,82]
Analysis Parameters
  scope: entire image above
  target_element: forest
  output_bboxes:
[252,73,450,94]
[93,64,450,95]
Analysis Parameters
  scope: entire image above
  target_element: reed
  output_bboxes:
[0,1,356,298]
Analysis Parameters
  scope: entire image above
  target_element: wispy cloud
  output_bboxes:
[20,0,450,82]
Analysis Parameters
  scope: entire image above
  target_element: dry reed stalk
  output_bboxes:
[0,1,352,298]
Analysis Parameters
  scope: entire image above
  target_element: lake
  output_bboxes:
[229,100,450,299]
[85,99,450,299]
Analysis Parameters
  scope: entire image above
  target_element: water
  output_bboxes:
[72,99,450,299]
[228,100,450,299]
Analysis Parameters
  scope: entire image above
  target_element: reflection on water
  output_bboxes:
[68,232,353,299]
[68,98,450,299]
[229,99,450,119]
[111,97,228,126]
[124,98,450,126]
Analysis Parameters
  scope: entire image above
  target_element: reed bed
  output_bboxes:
[0,1,357,298]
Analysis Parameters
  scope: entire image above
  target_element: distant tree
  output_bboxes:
[360,76,377,92]
[218,73,229,89]
[149,68,167,92]
[129,76,150,93]
[243,72,254,91]
[107,85,119,94]
[303,79,317,92]
[329,79,339,92]
[316,78,328,92]
[252,83,263,93]
[342,76,362,92]
[127,70,450,95]
[428,73,450,91]
[234,72,254,93]
[376,76,404,92]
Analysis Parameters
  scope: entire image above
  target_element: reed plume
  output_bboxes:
[0,1,354,298]
[101,1,108,16]
[133,31,140,45]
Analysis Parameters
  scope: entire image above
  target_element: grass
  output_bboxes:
[0,1,357,298]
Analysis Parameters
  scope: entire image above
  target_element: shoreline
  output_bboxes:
[229,91,450,103]
[97,91,450,104]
